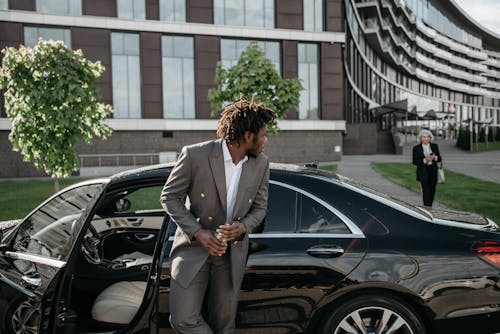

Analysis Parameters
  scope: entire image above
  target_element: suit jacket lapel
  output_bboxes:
[209,140,227,215]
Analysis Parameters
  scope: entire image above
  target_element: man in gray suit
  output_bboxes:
[161,95,275,333]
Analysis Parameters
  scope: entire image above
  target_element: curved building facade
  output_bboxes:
[344,0,500,153]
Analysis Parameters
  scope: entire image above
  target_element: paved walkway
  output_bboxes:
[334,139,500,210]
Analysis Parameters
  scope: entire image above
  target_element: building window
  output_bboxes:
[112,33,141,118]
[0,0,7,10]
[160,0,186,22]
[162,36,195,119]
[117,0,145,19]
[221,39,280,73]
[24,27,72,48]
[303,0,323,32]
[214,0,274,28]
[298,43,319,119]
[36,0,81,15]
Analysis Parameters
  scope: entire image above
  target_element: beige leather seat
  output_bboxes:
[92,281,147,324]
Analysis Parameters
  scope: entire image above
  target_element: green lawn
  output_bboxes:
[372,163,500,223]
[459,141,500,153]
[0,179,85,221]
[320,164,337,173]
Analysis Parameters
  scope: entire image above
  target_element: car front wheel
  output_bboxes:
[321,294,426,334]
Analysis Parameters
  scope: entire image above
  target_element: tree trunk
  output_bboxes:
[54,177,60,193]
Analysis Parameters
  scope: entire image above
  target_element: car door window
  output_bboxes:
[299,194,350,234]
[119,185,164,213]
[261,183,297,233]
[12,184,103,260]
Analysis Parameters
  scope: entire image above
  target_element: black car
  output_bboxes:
[0,163,499,334]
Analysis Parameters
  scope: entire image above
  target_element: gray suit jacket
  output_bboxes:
[160,139,269,291]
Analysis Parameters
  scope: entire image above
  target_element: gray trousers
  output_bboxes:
[169,253,239,334]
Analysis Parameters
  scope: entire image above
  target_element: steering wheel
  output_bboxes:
[81,224,104,264]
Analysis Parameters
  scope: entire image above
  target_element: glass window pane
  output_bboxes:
[264,0,274,28]
[246,0,264,27]
[299,195,349,234]
[69,0,81,15]
[24,27,38,47]
[0,0,7,10]
[213,0,224,25]
[111,32,124,55]
[24,27,72,48]
[123,33,140,56]
[298,43,319,119]
[314,0,323,31]
[112,55,129,118]
[112,33,141,118]
[215,0,273,27]
[303,0,313,31]
[182,58,195,118]
[13,185,102,260]
[133,0,145,19]
[128,56,141,118]
[164,58,183,118]
[160,0,186,22]
[174,37,193,58]
[162,36,195,119]
[117,0,134,19]
[263,184,296,233]
[174,0,186,22]
[226,0,244,26]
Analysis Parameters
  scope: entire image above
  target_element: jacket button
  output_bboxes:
[248,199,252,203]
[201,193,205,198]
[208,216,213,221]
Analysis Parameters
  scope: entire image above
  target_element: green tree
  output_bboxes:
[208,41,303,133]
[0,40,113,191]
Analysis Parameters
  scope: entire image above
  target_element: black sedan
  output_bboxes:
[0,163,499,334]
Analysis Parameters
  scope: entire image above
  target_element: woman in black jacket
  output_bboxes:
[412,129,442,207]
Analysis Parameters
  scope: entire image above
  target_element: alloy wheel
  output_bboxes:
[11,302,40,334]
[334,306,414,334]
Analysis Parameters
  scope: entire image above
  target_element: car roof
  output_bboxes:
[108,162,340,186]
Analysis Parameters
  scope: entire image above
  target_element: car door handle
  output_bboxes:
[134,233,155,241]
[128,218,144,227]
[306,245,344,258]
[21,274,42,288]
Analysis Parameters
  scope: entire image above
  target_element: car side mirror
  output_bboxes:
[115,198,131,212]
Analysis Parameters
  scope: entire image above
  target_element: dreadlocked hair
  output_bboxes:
[216,94,276,143]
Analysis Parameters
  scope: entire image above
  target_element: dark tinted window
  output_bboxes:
[13,184,102,260]
[299,195,350,234]
[262,183,297,233]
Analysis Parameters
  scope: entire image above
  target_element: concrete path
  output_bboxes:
[333,139,500,210]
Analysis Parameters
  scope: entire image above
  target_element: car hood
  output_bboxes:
[419,207,498,231]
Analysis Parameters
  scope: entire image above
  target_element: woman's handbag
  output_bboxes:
[437,162,445,184]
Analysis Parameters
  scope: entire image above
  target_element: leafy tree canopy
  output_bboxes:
[208,41,302,133]
[0,40,113,181]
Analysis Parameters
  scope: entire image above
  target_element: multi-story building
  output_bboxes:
[345,0,500,153]
[0,0,499,177]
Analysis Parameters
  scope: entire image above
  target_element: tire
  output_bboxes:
[321,293,426,334]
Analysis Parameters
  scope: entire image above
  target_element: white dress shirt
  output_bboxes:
[422,143,434,165]
[222,141,248,224]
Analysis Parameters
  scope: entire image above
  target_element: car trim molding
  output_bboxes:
[5,251,66,269]
[249,232,365,239]
[269,180,365,236]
